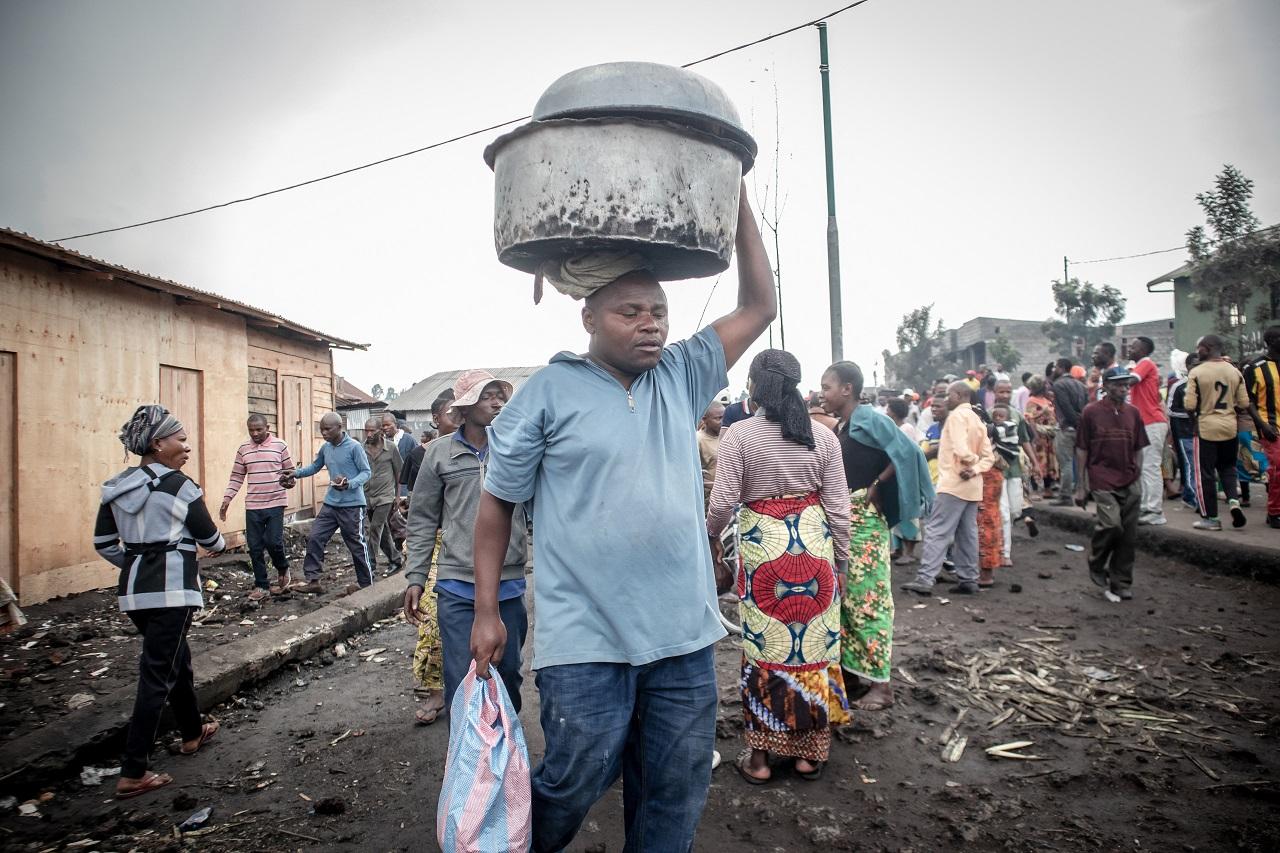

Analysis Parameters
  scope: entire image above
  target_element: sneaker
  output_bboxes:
[949,581,980,595]
[292,580,325,594]
[1113,588,1134,601]
[1193,518,1223,531]
[900,580,934,596]
[1229,500,1247,529]
[1139,515,1167,526]
[1103,589,1122,603]
[1268,515,1280,529]
[1024,517,1040,537]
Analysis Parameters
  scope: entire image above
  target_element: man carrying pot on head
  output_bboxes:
[471,182,776,852]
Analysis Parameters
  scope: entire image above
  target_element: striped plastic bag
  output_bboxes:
[436,663,532,852]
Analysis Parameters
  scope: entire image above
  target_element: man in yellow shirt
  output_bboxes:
[902,382,995,596]
[1184,335,1251,531]
[1243,326,1280,528]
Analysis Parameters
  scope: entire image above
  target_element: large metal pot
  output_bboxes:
[484,62,756,281]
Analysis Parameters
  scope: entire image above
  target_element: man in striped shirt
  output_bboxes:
[221,414,293,601]
[1245,326,1280,528]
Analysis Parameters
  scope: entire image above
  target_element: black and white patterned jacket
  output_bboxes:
[94,464,225,612]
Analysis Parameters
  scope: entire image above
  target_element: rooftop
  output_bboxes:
[393,365,545,412]
[0,228,367,350]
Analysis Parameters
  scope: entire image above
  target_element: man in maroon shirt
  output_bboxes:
[1127,336,1169,526]
[1075,367,1150,601]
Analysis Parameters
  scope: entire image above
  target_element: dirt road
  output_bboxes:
[3,522,1278,851]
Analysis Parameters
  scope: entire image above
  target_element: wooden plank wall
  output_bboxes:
[246,328,335,514]
[248,365,278,433]
[0,248,248,604]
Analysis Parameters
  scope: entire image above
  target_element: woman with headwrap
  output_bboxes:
[706,350,850,784]
[820,361,934,712]
[94,404,225,799]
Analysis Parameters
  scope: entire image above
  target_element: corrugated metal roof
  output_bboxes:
[394,365,546,412]
[0,228,367,350]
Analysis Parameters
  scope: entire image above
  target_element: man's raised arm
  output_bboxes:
[712,181,778,370]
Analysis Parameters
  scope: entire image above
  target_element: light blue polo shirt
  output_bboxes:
[484,326,729,669]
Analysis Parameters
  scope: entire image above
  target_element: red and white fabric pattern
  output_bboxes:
[436,662,532,852]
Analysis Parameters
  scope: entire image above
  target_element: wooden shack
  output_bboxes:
[0,229,366,604]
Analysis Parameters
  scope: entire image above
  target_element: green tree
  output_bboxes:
[384,387,399,402]
[1041,278,1126,359]
[1185,164,1279,359]
[987,335,1021,373]
[883,304,960,390]
[371,383,383,399]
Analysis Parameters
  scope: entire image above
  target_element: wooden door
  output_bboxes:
[159,365,204,486]
[280,377,314,512]
[0,353,15,593]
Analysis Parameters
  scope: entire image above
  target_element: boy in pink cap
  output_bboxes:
[402,370,528,719]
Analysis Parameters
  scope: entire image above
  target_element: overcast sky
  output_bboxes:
[2,0,1277,398]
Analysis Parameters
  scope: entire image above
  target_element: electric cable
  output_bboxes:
[53,1,874,242]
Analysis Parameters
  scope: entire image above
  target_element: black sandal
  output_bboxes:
[735,752,770,785]
[796,760,825,781]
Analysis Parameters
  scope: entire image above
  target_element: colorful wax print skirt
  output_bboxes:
[840,490,894,683]
[978,469,1004,570]
[411,532,443,692]
[737,493,846,760]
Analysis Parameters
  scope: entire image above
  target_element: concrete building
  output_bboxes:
[1146,224,1280,358]
[887,315,1177,388]
[0,229,364,604]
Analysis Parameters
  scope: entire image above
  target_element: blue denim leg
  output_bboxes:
[531,645,717,853]
[261,505,288,572]
[621,646,717,853]
[244,508,269,589]
[532,662,633,853]
[436,588,526,714]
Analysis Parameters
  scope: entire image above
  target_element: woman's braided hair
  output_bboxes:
[748,349,815,450]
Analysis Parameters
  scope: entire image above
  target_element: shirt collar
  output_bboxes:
[452,428,488,459]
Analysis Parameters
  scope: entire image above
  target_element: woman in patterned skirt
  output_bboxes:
[820,361,935,712]
[707,350,850,784]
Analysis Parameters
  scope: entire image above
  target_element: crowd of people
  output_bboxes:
[89,195,1278,846]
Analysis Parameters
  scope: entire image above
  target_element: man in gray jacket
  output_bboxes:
[402,370,529,712]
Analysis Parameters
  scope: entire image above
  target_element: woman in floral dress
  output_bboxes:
[820,361,934,712]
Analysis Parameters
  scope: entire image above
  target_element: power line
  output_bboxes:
[54,1,874,243]
[1067,245,1185,266]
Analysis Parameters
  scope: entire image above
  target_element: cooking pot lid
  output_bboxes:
[532,61,757,160]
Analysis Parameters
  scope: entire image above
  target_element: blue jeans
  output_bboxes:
[244,507,288,589]
[436,587,527,713]
[532,645,717,853]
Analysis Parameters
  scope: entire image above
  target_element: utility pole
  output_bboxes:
[818,21,843,363]
[1063,255,1069,285]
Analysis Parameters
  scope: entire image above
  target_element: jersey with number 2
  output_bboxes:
[1184,360,1250,441]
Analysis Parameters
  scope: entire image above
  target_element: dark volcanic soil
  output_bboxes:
[2,522,1278,851]
[0,527,391,744]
